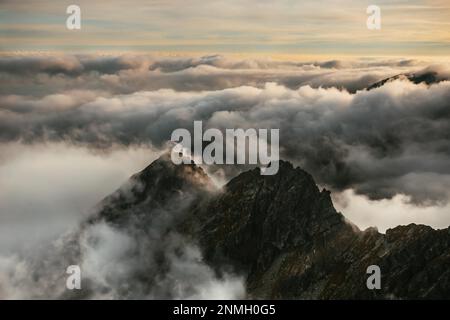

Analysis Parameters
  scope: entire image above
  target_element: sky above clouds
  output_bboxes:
[0,0,449,55]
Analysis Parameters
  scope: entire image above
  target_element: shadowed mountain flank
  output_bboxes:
[57,155,450,299]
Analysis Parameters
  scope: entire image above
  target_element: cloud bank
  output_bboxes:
[1,54,449,205]
[1,54,450,298]
[0,152,245,299]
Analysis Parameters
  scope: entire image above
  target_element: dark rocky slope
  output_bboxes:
[366,70,445,91]
[87,156,450,299]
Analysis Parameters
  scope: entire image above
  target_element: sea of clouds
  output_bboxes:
[0,53,449,298]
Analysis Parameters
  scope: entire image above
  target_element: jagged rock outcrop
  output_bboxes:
[75,155,450,299]
[178,160,450,299]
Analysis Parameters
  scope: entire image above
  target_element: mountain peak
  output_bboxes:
[136,152,214,191]
[93,153,216,225]
[188,159,354,279]
[81,155,449,299]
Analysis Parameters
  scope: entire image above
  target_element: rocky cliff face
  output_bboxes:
[79,155,449,299]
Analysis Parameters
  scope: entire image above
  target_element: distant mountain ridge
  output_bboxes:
[367,70,444,90]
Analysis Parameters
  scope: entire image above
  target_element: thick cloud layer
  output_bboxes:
[1,54,449,205]
[0,53,449,297]
[0,150,245,299]
[0,143,159,255]
[0,54,435,96]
